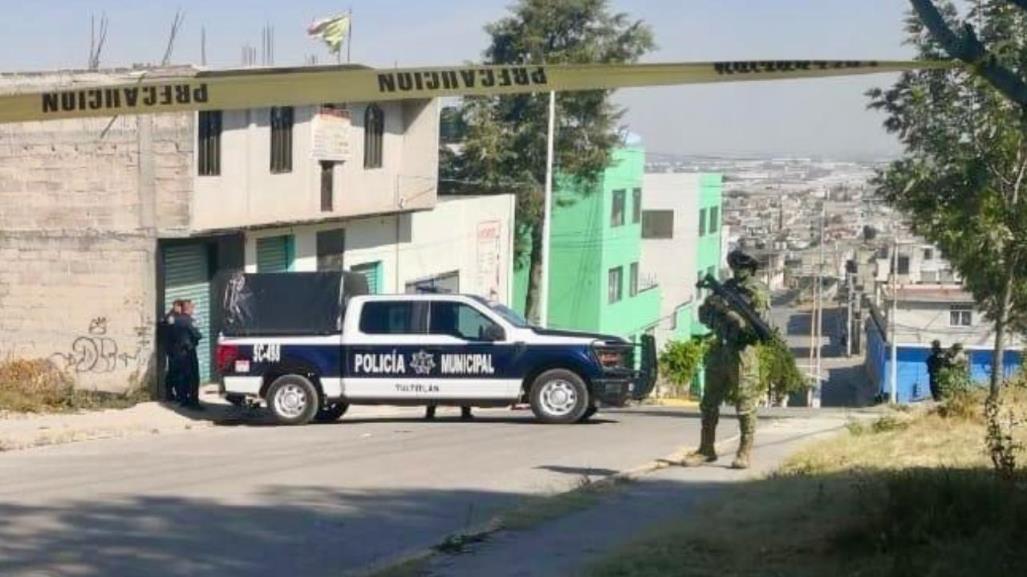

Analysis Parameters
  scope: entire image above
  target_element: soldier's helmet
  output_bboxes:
[727,250,759,272]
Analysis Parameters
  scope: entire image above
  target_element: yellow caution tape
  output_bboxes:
[0,59,956,124]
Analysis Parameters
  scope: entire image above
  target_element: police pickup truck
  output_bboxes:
[215,272,656,425]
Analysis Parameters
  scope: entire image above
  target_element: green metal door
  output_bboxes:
[351,261,382,294]
[163,244,212,383]
[257,235,294,272]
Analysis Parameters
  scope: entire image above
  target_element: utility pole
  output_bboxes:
[539,90,556,328]
[813,205,825,407]
[889,237,899,404]
[846,270,854,357]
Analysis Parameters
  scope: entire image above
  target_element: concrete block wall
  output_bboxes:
[0,112,193,392]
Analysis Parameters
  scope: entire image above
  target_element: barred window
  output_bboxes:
[270,106,294,174]
[364,104,384,169]
[197,111,222,176]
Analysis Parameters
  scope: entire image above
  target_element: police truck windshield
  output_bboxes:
[471,296,531,328]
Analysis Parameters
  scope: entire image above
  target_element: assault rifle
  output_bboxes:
[696,273,773,342]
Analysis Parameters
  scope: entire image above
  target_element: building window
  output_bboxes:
[897,255,910,275]
[320,161,335,212]
[950,306,973,327]
[256,235,294,273]
[630,262,639,297]
[270,106,294,173]
[709,206,719,233]
[642,210,674,239]
[316,229,345,271]
[364,104,384,169]
[351,261,383,294]
[608,266,623,303]
[699,207,708,236]
[197,110,222,176]
[632,188,642,224]
[923,248,934,260]
[611,190,626,227]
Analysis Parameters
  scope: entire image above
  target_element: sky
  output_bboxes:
[0,0,923,159]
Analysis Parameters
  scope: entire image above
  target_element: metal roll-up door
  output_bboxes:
[163,244,212,383]
[351,262,381,294]
[257,235,293,273]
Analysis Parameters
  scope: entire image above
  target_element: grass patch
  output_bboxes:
[0,359,150,414]
[588,393,1027,577]
[496,474,631,531]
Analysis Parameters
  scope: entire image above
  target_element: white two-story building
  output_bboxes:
[0,65,514,392]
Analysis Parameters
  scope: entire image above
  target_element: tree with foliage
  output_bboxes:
[441,0,654,322]
[869,0,1027,401]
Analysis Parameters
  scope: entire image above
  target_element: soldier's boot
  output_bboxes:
[730,415,756,470]
[680,414,719,466]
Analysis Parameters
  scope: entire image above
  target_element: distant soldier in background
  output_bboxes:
[937,343,971,399]
[926,340,945,401]
[682,250,770,470]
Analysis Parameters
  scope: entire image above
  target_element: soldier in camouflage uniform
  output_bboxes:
[682,250,770,470]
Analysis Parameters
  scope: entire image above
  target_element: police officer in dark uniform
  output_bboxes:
[172,300,204,409]
[161,300,184,402]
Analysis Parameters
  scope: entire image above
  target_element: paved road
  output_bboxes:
[425,412,854,577]
[0,405,702,577]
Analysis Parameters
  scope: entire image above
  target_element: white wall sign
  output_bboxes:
[477,220,502,301]
[312,105,351,161]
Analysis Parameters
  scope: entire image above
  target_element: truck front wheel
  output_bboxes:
[529,369,590,424]
[267,375,319,426]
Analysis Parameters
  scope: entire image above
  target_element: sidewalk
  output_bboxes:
[417,412,853,577]
[0,386,419,452]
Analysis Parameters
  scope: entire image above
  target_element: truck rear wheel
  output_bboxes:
[267,375,319,426]
[529,369,590,424]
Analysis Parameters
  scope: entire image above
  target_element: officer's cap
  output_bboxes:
[727,250,759,271]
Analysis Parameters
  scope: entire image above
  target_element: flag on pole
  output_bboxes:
[307,13,351,54]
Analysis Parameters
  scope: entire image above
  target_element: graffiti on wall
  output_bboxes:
[50,316,152,375]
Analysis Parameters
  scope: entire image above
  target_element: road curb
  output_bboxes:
[354,429,744,577]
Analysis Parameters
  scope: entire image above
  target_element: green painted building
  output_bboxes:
[514,146,662,340]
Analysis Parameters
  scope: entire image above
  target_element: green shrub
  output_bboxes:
[658,337,709,397]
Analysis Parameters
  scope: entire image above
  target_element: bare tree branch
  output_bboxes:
[910,0,1027,106]
[88,13,109,70]
[161,9,185,66]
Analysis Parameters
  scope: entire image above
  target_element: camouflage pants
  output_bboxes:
[700,341,760,439]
